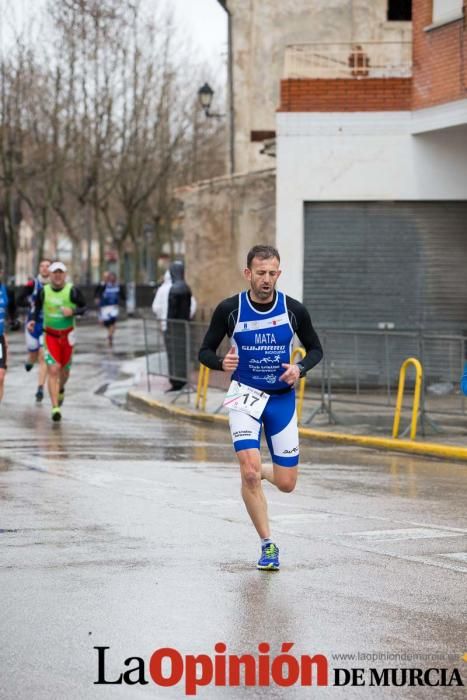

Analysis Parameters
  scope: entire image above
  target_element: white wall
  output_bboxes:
[276,112,467,300]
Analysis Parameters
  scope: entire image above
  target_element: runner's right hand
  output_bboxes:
[222,346,239,371]
[27,320,35,332]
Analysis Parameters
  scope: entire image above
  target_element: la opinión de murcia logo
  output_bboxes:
[94,645,464,694]
[94,644,328,694]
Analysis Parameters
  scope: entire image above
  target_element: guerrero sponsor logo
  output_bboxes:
[242,345,286,352]
[94,645,465,693]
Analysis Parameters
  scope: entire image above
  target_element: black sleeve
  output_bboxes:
[33,288,44,323]
[16,281,34,308]
[198,297,237,370]
[70,287,87,316]
[7,288,16,320]
[286,297,323,374]
[94,283,103,299]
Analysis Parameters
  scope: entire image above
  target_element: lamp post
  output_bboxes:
[198,82,225,119]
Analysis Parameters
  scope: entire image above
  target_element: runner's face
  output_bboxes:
[244,256,281,303]
[39,260,50,278]
[50,270,66,288]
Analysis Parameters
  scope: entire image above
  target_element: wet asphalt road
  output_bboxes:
[0,321,466,699]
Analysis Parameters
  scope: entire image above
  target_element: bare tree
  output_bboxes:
[0,0,227,281]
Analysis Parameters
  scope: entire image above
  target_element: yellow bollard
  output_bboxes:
[196,364,210,411]
[392,357,423,440]
[291,346,306,424]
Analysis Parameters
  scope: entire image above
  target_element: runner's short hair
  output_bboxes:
[247,245,280,269]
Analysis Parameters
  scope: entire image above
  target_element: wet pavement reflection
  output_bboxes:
[0,323,466,698]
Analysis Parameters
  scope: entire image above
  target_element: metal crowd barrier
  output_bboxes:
[140,315,467,425]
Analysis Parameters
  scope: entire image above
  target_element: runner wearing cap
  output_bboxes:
[28,261,86,421]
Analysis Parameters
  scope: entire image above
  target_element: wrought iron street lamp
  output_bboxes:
[198,82,225,119]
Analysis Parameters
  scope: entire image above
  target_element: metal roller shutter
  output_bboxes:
[303,201,467,331]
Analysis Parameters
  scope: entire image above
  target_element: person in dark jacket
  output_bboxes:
[166,261,193,391]
[0,265,16,403]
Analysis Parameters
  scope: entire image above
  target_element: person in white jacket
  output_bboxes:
[152,265,197,390]
[152,269,172,331]
[152,268,197,331]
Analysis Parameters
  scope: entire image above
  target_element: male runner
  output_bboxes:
[0,265,16,403]
[19,259,50,401]
[28,261,86,421]
[94,271,125,347]
[199,245,323,570]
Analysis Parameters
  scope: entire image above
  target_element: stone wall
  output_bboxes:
[176,168,276,315]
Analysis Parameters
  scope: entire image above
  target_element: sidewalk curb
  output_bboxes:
[128,390,467,464]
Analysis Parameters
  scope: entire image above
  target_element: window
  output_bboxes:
[432,0,463,25]
[387,0,412,21]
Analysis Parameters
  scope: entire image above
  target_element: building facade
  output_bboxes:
[276,0,467,332]
[182,1,411,309]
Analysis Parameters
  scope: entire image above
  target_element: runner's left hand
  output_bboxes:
[279,363,301,386]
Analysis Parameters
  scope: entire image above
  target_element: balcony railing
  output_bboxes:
[283,42,412,79]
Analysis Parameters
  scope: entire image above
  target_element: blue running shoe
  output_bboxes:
[257,542,280,571]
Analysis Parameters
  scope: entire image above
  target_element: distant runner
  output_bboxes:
[94,271,126,347]
[0,265,16,404]
[28,261,86,421]
[18,259,50,402]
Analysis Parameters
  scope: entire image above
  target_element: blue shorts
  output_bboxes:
[228,389,299,467]
[25,326,43,352]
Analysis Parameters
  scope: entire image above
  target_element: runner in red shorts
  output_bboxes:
[28,261,86,421]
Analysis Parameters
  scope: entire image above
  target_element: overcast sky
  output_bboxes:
[0,0,228,67]
[170,0,227,64]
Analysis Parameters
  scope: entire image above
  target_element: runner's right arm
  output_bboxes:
[198,296,238,370]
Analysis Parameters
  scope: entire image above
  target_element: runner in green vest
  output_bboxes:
[28,261,86,421]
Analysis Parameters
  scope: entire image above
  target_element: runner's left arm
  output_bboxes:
[286,297,323,375]
[70,287,87,316]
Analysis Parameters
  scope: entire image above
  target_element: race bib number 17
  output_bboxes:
[223,381,269,420]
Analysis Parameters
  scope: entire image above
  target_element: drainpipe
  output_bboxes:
[217,0,235,174]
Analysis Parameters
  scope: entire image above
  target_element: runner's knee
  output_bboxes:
[277,480,296,493]
[239,453,262,489]
[242,468,261,490]
[273,468,297,493]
